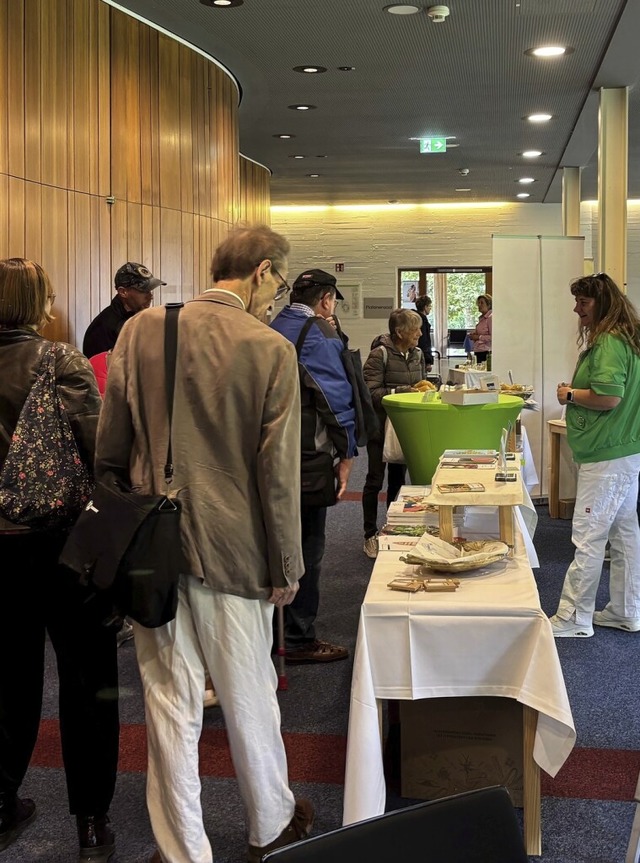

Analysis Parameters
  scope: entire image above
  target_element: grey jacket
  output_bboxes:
[95,292,304,599]
[363,334,426,429]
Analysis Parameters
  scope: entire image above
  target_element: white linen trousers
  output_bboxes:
[556,453,640,626]
[133,575,295,863]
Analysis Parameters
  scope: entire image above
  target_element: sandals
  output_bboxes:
[284,640,348,664]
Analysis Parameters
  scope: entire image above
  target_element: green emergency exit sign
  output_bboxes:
[420,137,447,153]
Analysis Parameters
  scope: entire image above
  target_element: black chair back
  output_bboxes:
[263,786,528,863]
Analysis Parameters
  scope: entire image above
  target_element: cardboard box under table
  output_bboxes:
[342,511,575,856]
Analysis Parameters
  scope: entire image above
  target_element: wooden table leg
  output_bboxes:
[549,427,561,519]
[498,506,515,553]
[523,705,542,856]
[438,506,455,542]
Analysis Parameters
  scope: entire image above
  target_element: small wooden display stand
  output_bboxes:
[548,419,567,519]
[425,462,525,551]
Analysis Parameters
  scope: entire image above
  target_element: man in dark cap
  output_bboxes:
[82,262,165,359]
[270,268,355,664]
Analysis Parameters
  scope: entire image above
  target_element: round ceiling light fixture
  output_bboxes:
[518,177,535,184]
[293,65,327,74]
[273,134,295,139]
[290,155,306,159]
[522,150,543,158]
[455,188,471,192]
[517,192,531,198]
[525,45,573,57]
[200,0,244,6]
[288,104,317,111]
[526,113,553,123]
[384,4,421,13]
[307,174,321,178]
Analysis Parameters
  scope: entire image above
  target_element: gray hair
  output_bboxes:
[389,308,422,340]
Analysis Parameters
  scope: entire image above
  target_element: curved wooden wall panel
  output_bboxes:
[239,157,271,226]
[0,0,246,349]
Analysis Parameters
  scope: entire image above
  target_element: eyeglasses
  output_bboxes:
[271,266,291,302]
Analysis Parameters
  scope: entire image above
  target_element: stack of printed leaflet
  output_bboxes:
[438,448,498,470]
[380,485,464,550]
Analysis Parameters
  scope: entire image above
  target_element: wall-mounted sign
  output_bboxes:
[335,283,361,319]
[364,297,394,319]
[335,262,345,272]
[419,137,447,154]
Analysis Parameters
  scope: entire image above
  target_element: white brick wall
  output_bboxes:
[271,201,640,355]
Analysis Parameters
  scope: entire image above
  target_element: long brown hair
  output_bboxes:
[570,273,640,355]
[0,258,55,330]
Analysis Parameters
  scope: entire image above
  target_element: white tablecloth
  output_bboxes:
[342,526,575,825]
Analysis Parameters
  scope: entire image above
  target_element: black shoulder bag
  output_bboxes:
[60,304,189,628]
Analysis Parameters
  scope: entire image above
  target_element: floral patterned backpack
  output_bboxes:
[0,344,94,530]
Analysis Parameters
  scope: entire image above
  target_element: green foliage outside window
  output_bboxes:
[446,273,487,328]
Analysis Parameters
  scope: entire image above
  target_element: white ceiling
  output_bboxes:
[109,0,640,206]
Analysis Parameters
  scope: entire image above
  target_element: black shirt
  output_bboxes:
[82,296,136,358]
[417,313,434,365]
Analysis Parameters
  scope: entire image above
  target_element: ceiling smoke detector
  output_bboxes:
[427,5,450,22]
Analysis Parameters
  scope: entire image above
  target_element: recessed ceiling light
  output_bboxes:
[200,0,244,6]
[288,104,316,111]
[384,4,421,13]
[525,45,573,57]
[517,193,531,198]
[308,174,321,178]
[290,155,306,159]
[526,113,553,123]
[273,134,295,139]
[455,188,471,192]
[337,66,356,72]
[293,65,327,74]
[518,177,535,184]
[521,150,543,158]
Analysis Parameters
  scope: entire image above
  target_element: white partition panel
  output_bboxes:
[492,235,584,496]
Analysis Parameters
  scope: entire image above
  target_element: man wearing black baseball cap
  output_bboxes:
[82,262,166,359]
[270,268,356,664]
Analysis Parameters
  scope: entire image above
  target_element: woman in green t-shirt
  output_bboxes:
[550,273,640,638]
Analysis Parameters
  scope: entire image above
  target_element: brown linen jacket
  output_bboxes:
[95,292,304,599]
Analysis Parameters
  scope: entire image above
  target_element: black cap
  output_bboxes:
[114,262,166,292]
[292,268,344,301]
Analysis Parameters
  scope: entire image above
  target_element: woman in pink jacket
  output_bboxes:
[469,293,492,363]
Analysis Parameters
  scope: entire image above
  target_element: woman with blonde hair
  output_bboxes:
[0,259,119,860]
[550,273,640,637]
[361,308,426,558]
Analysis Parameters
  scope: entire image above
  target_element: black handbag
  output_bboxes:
[60,304,189,628]
[300,450,337,507]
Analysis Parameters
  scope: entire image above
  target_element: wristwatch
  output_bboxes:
[566,389,574,402]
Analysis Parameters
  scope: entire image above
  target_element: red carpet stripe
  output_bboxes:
[32,719,638,800]
[342,491,385,501]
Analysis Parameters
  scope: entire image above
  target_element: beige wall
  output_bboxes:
[0,0,270,350]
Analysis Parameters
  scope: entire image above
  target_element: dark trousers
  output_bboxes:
[281,505,327,647]
[362,437,406,538]
[0,532,119,816]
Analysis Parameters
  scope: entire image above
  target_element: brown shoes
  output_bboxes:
[285,640,348,664]
[247,798,315,863]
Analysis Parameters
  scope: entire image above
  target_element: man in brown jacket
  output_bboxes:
[95,226,314,863]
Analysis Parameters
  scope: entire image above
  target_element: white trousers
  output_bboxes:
[133,576,295,863]
[556,453,640,626]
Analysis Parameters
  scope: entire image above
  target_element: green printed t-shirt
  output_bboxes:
[566,332,640,464]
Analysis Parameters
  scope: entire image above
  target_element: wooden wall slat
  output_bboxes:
[71,0,90,193]
[40,185,68,342]
[24,0,41,183]
[109,9,128,201]
[0,176,8,258]
[40,0,68,189]
[0,2,9,175]
[7,0,25,180]
[8,177,25,257]
[96,1,110,196]
[24,180,42,264]
[158,36,181,211]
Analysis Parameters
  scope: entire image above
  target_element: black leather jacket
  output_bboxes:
[0,328,102,530]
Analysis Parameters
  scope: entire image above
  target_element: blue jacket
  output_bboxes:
[271,306,357,459]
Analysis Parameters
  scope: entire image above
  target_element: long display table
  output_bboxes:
[342,513,575,856]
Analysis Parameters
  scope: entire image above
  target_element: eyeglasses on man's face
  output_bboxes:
[271,266,291,302]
